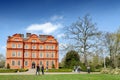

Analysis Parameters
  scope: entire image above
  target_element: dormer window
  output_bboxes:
[14,38,19,41]
[32,39,36,43]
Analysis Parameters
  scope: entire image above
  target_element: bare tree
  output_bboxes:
[104,31,120,68]
[65,15,101,66]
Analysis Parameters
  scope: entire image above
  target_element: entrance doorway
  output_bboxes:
[32,62,36,69]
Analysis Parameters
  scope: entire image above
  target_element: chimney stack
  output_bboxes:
[26,33,31,38]
[20,34,24,38]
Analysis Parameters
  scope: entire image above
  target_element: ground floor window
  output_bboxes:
[12,60,15,66]
[18,60,21,66]
[25,61,28,66]
[46,61,49,66]
[40,61,42,65]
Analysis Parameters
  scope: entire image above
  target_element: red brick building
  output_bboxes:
[6,33,59,69]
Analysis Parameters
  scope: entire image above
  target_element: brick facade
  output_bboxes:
[6,33,59,69]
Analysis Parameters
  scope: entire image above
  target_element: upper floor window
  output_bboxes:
[51,46,55,50]
[24,52,28,57]
[46,45,49,49]
[32,39,36,43]
[46,52,49,58]
[14,39,19,41]
[39,52,43,58]
[51,53,54,58]
[12,60,15,66]
[39,45,43,49]
[12,51,16,57]
[18,44,22,48]
[12,44,16,48]
[17,51,21,57]
[32,46,36,49]
[25,45,29,49]
[32,53,36,58]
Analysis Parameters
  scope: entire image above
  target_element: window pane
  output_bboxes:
[12,52,16,57]
[17,51,21,57]
[32,46,36,49]
[51,46,55,49]
[46,53,49,58]
[25,61,28,66]
[46,61,49,66]
[40,61,42,65]
[39,52,43,58]
[39,45,43,49]
[12,44,16,48]
[52,61,54,66]
[46,46,48,49]
[18,61,20,66]
[24,52,28,57]
[25,45,28,49]
[32,40,36,42]
[12,61,15,66]
[18,44,21,48]
[51,53,54,58]
[32,53,36,58]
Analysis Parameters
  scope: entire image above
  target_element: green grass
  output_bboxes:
[0,74,120,80]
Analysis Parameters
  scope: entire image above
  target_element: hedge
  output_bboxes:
[46,69,72,72]
[0,69,17,73]
[0,69,29,73]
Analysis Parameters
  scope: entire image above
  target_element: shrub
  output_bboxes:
[101,68,120,75]
[101,68,110,74]
[47,69,72,72]
[18,68,29,72]
[0,69,17,73]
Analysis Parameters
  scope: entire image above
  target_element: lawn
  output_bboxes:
[0,74,120,80]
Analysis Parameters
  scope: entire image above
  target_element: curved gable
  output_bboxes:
[25,34,42,43]
[45,36,57,43]
[8,34,23,41]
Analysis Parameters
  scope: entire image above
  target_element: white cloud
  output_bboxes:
[0,45,6,50]
[57,33,65,38]
[51,15,63,21]
[26,22,61,34]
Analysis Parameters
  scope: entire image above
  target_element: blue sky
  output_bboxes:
[0,0,120,61]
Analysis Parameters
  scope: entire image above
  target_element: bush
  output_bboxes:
[18,68,29,72]
[101,68,120,75]
[47,69,72,72]
[101,68,110,74]
[0,69,17,73]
